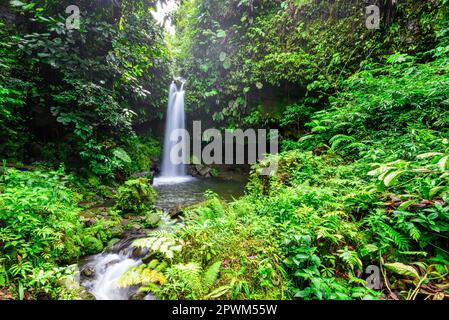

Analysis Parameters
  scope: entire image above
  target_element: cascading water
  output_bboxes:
[156,80,192,185]
[81,237,151,300]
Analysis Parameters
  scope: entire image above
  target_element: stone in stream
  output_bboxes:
[60,265,96,300]
[132,247,149,259]
[105,259,121,269]
[129,291,148,301]
[191,164,212,177]
[81,266,96,278]
[109,225,124,238]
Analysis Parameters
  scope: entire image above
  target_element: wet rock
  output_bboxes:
[132,223,142,230]
[59,265,96,300]
[86,218,98,226]
[189,164,213,178]
[80,291,96,300]
[109,225,124,238]
[80,211,96,219]
[81,266,96,278]
[150,157,160,175]
[120,219,130,227]
[169,205,184,218]
[129,291,148,301]
[107,238,121,248]
[105,259,121,269]
[132,247,149,259]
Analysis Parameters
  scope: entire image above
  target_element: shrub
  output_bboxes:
[115,178,157,215]
[0,168,109,299]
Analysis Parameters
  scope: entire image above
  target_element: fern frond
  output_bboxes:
[203,261,222,289]
[117,264,166,288]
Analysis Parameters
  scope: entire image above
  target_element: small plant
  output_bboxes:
[162,261,228,300]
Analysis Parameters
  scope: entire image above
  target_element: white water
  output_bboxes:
[86,253,141,300]
[81,81,197,300]
[153,176,193,186]
[159,80,190,180]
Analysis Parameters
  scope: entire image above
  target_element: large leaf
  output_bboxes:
[383,170,405,187]
[113,148,132,164]
[437,155,449,171]
[384,262,420,280]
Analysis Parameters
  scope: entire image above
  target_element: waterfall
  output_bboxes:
[157,80,192,185]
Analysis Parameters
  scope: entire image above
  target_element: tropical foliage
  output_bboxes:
[2,0,449,301]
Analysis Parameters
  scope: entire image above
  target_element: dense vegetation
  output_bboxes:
[2,0,449,300]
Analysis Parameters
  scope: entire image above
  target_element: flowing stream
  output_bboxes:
[79,81,247,300]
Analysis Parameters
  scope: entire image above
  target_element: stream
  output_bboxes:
[79,176,246,300]
[79,79,248,300]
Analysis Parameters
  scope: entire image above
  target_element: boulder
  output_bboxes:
[129,291,148,300]
[108,225,124,238]
[81,266,96,278]
[105,259,121,269]
[132,247,150,259]
[86,218,98,226]
[190,164,213,177]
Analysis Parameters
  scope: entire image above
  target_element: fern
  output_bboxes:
[329,134,356,150]
[133,234,183,259]
[165,261,223,299]
[203,261,222,288]
[338,247,363,270]
[117,264,167,288]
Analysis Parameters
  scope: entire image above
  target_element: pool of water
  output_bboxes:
[80,175,247,300]
[153,176,247,212]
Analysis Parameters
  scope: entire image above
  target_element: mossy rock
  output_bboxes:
[82,235,104,254]
[108,225,125,238]
[115,178,157,215]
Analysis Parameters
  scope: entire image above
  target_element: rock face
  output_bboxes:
[132,247,149,259]
[81,266,96,278]
[189,164,213,177]
[150,157,161,175]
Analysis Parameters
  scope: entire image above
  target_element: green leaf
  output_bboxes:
[223,57,231,70]
[397,200,415,211]
[416,152,443,159]
[384,171,405,187]
[10,0,25,7]
[429,186,449,199]
[113,148,132,164]
[219,52,227,62]
[205,286,230,299]
[438,155,449,171]
[384,262,420,280]
[216,30,226,38]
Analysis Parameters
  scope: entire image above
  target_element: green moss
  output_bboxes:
[82,235,104,254]
[115,178,157,215]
